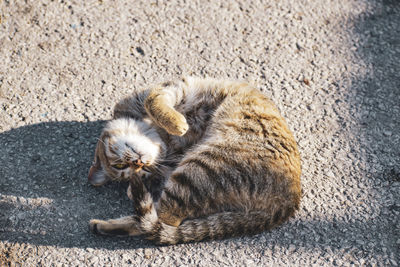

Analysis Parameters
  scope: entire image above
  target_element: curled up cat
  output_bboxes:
[88,77,301,244]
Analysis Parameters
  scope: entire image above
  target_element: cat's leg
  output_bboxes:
[131,173,166,202]
[144,80,189,136]
[89,175,166,237]
[89,216,142,236]
[90,175,185,239]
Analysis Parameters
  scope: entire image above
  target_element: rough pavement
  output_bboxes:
[0,0,399,266]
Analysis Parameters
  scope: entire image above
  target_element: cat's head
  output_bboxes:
[88,118,165,186]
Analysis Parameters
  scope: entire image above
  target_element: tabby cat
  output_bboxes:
[88,77,301,244]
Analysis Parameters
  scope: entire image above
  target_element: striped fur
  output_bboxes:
[89,77,301,244]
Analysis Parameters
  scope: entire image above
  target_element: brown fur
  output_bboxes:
[88,77,301,244]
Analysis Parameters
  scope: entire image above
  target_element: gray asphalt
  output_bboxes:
[0,0,399,266]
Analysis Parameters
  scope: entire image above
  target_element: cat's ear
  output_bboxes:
[88,138,109,186]
[88,159,108,186]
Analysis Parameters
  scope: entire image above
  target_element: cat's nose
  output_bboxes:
[134,159,144,167]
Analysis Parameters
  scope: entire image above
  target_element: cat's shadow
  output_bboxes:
[0,120,155,249]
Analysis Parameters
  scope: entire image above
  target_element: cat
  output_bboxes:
[88,77,301,244]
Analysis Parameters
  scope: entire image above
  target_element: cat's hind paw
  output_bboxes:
[89,219,131,236]
[89,219,107,235]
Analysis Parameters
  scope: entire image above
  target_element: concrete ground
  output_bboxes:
[0,0,399,266]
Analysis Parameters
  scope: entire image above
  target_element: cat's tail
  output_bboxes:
[152,208,296,244]
[133,182,298,244]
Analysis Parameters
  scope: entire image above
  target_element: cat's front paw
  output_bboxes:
[164,111,189,136]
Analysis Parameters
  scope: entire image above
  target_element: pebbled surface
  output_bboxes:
[0,0,399,266]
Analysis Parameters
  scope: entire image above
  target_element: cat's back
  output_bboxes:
[192,79,300,167]
[175,79,301,208]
